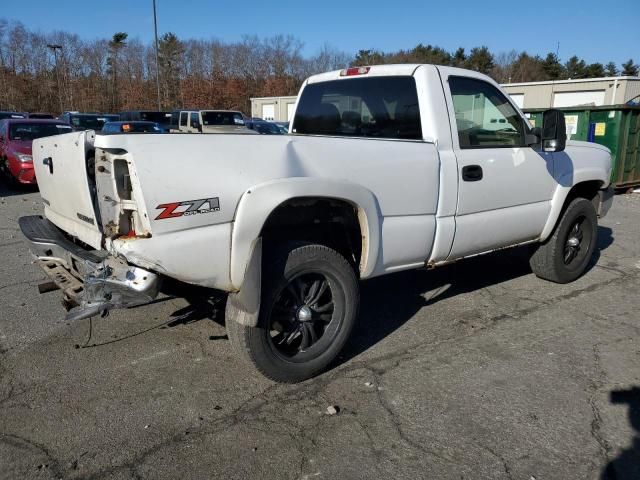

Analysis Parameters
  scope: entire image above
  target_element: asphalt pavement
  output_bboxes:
[1,181,639,480]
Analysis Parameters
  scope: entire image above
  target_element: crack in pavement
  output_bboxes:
[481,444,515,480]
[588,343,614,475]
[0,433,65,479]
[0,240,23,248]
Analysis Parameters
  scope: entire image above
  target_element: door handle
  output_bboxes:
[462,165,483,182]
[42,157,53,174]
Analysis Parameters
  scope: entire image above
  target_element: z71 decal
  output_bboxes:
[155,197,220,220]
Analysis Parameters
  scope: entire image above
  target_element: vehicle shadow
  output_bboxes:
[591,226,614,267]
[161,280,225,328]
[340,224,614,365]
[340,246,532,364]
[601,387,640,479]
[0,180,38,197]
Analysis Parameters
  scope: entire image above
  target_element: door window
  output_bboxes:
[190,112,199,127]
[179,112,187,127]
[449,77,524,148]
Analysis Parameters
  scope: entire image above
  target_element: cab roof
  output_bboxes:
[306,64,422,84]
[305,63,499,85]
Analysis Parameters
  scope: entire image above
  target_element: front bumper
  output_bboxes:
[19,215,160,321]
[9,161,36,184]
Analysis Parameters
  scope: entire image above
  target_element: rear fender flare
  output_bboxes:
[230,177,382,290]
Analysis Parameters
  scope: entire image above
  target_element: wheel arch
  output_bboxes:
[230,178,382,290]
[540,178,605,241]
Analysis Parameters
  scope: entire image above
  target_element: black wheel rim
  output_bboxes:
[266,272,341,363]
[563,215,590,267]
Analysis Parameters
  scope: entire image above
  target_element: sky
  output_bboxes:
[2,0,638,66]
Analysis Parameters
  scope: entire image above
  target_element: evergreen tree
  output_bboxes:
[621,59,639,76]
[410,44,451,65]
[452,47,466,67]
[353,49,384,66]
[465,46,494,75]
[107,32,127,111]
[158,32,185,109]
[564,55,587,79]
[605,62,618,76]
[585,63,605,78]
[542,52,563,80]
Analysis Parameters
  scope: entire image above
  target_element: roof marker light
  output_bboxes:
[340,66,370,77]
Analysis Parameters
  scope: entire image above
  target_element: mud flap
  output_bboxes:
[227,238,262,327]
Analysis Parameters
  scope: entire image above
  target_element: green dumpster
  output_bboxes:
[523,105,640,190]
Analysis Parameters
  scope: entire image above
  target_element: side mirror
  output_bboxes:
[541,109,566,152]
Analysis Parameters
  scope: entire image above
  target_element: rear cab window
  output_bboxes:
[9,123,72,140]
[70,115,102,130]
[292,76,422,140]
[202,111,244,126]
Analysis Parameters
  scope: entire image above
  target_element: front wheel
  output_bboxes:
[226,243,359,383]
[530,197,598,283]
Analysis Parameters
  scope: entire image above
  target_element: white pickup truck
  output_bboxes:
[20,64,613,382]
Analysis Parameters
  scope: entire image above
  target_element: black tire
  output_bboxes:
[530,197,598,283]
[226,242,359,383]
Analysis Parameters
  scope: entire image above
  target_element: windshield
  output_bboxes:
[140,111,170,123]
[70,115,102,130]
[97,115,119,128]
[201,111,244,126]
[9,123,72,141]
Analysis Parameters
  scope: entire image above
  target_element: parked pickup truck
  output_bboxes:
[172,110,251,134]
[20,64,614,383]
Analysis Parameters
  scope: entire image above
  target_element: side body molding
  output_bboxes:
[230,177,382,289]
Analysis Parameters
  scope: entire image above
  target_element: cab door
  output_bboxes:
[179,111,188,132]
[189,112,200,133]
[440,73,556,259]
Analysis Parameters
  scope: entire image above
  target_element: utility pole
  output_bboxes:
[47,44,63,114]
[153,0,161,110]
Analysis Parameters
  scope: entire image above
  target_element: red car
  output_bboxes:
[0,119,72,186]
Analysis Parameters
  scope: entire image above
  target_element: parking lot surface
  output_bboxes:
[1,182,639,480]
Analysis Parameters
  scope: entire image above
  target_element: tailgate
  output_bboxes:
[32,131,103,249]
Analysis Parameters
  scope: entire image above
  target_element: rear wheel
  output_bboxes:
[226,242,359,383]
[530,197,598,283]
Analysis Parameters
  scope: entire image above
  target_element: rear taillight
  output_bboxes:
[340,66,370,76]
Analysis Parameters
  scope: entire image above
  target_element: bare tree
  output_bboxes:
[0,18,632,115]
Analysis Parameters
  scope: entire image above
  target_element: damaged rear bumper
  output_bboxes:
[19,215,160,321]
